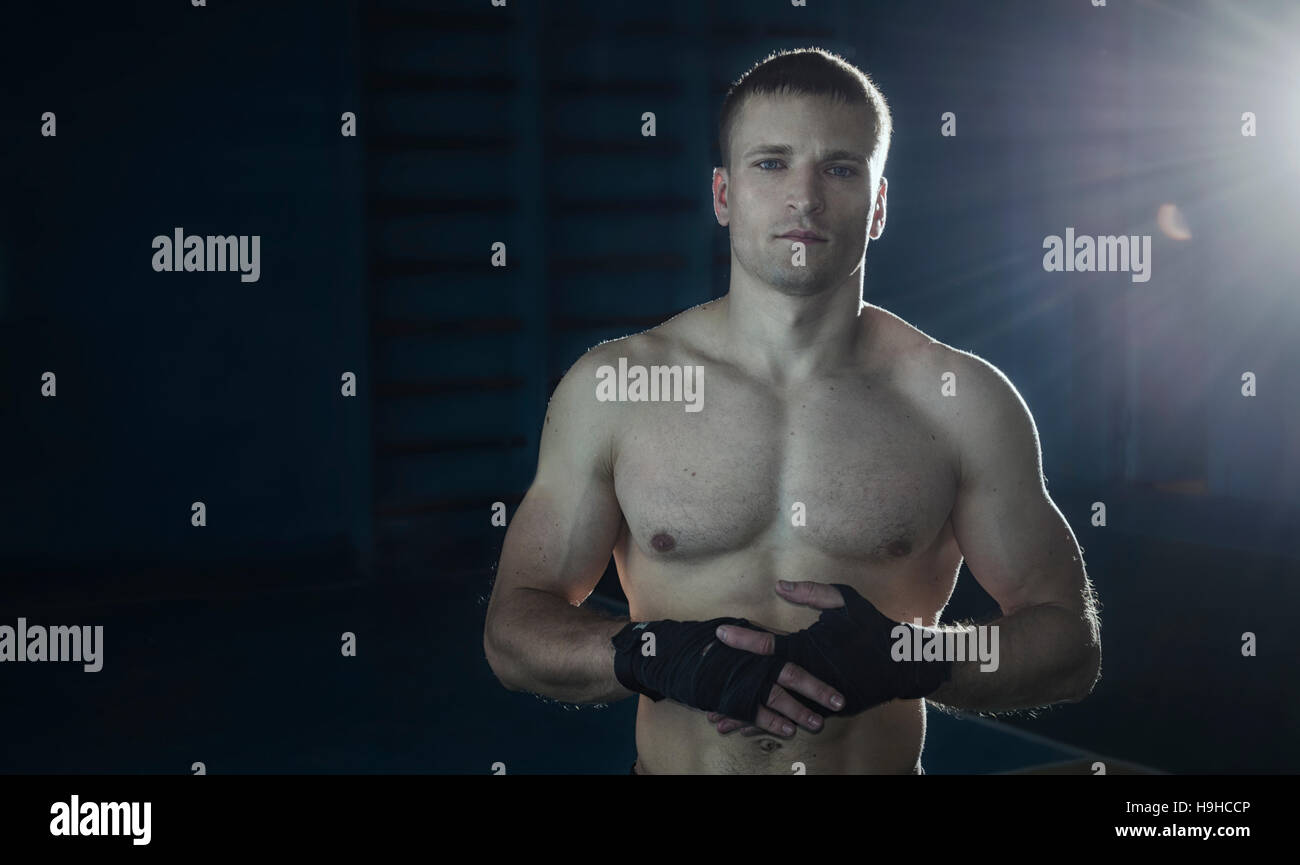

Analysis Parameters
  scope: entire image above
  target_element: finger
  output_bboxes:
[778,661,845,713]
[710,714,755,735]
[714,624,776,655]
[765,683,823,732]
[708,712,754,735]
[753,704,798,738]
[775,579,846,610]
[716,707,789,737]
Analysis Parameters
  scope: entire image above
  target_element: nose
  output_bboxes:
[786,165,825,216]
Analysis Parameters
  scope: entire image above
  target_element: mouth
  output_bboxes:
[777,231,827,242]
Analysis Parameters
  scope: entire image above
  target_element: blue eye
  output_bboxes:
[755,160,856,177]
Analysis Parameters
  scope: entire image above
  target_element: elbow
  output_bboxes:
[1064,642,1102,703]
[483,623,523,693]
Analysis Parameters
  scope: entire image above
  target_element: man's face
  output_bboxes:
[713,92,886,297]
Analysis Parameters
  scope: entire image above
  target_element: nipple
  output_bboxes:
[886,538,912,557]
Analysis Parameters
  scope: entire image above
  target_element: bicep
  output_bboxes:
[492,357,624,608]
[948,361,1087,616]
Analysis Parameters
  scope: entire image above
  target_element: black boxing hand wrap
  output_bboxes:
[611,617,787,722]
[774,584,953,715]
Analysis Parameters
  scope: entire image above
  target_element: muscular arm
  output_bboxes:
[926,355,1101,713]
[483,350,634,705]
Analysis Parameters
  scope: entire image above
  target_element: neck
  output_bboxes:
[720,274,871,386]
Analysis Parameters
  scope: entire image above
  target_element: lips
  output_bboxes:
[778,230,826,241]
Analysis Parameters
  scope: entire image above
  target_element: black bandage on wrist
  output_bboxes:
[774,584,953,716]
[611,617,787,722]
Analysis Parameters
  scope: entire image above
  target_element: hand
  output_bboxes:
[709,580,953,733]
[705,627,848,736]
[611,616,841,737]
[706,581,850,735]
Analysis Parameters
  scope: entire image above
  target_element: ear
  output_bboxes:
[869,175,887,240]
[712,166,730,227]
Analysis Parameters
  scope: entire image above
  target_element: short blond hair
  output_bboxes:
[718,47,892,179]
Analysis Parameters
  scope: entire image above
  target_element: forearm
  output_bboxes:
[485,587,634,704]
[925,602,1101,713]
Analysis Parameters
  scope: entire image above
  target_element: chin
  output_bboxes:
[766,275,831,297]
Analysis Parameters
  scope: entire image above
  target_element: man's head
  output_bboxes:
[713,48,891,297]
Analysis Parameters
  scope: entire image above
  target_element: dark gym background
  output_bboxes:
[1,0,1297,773]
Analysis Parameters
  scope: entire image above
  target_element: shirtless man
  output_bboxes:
[483,48,1101,774]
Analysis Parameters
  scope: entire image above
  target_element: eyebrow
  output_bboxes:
[740,143,868,164]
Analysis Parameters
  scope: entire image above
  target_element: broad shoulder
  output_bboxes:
[579,300,721,370]
[547,303,718,458]
[869,308,1039,484]
[868,306,1022,409]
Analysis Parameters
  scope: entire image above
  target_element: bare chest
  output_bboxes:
[613,377,957,564]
